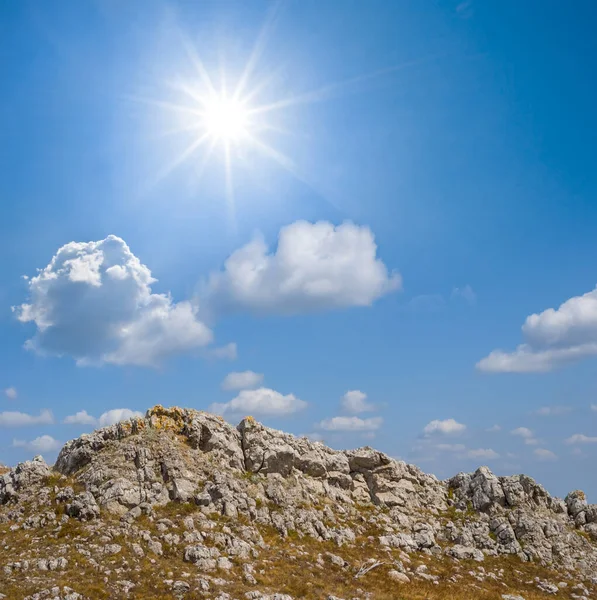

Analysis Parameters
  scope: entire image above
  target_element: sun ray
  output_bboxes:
[233,0,284,101]
[149,132,210,189]
[223,142,236,226]
[126,94,203,118]
[180,33,217,97]
[196,137,218,180]
[249,54,439,116]
[240,69,280,106]
[246,135,342,213]
[140,8,433,222]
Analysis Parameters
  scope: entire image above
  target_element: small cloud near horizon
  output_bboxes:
[4,387,17,400]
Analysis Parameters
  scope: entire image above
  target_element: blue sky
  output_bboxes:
[1,0,597,500]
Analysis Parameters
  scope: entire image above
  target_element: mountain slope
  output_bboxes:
[0,405,596,599]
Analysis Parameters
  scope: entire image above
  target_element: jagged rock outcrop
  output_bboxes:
[1,405,596,599]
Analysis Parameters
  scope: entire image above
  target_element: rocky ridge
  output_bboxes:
[0,405,596,599]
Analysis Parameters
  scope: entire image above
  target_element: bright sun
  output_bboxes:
[203,95,249,142]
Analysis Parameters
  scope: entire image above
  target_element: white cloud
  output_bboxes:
[221,371,263,391]
[534,406,572,417]
[566,433,597,445]
[340,390,375,414]
[486,424,501,432]
[204,221,400,316]
[591,404,597,412]
[13,435,61,454]
[15,235,213,368]
[467,448,500,460]
[98,408,143,427]
[206,343,238,361]
[534,448,557,461]
[63,410,98,426]
[423,418,466,436]
[317,415,383,432]
[511,427,533,438]
[210,388,307,417]
[511,427,539,445]
[477,286,597,373]
[451,284,477,305]
[4,387,17,400]
[0,410,54,427]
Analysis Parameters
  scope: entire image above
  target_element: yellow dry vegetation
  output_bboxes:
[0,490,589,600]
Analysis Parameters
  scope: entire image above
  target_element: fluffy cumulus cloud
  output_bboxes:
[63,410,98,426]
[204,221,400,316]
[0,410,53,427]
[4,387,17,400]
[98,408,143,427]
[13,435,61,454]
[340,390,374,414]
[221,370,264,391]
[317,416,383,432]
[566,433,597,445]
[15,235,213,367]
[534,448,557,461]
[210,388,307,417]
[423,418,466,436]
[477,286,597,373]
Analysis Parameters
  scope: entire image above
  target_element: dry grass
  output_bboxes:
[0,493,592,600]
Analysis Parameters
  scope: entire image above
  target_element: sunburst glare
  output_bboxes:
[203,95,250,142]
[132,8,432,226]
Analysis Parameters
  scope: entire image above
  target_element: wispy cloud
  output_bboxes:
[455,1,474,19]
[436,443,466,452]
[451,284,477,305]
[0,410,54,427]
[317,415,383,433]
[534,448,557,461]
[533,406,572,417]
[566,433,597,445]
[467,448,500,460]
[206,342,238,361]
[4,387,17,400]
[511,427,539,445]
[423,418,466,436]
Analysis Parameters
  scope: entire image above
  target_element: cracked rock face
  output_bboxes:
[1,405,597,599]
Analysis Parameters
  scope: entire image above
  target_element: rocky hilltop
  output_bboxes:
[0,406,596,600]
